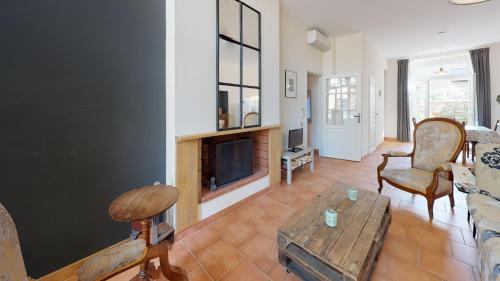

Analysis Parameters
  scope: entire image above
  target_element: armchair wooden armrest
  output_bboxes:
[385,150,412,157]
[427,162,454,194]
[378,151,413,174]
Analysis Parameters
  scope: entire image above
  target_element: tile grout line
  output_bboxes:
[179,239,216,281]
[210,219,274,281]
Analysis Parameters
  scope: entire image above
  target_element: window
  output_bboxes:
[409,53,476,126]
[217,0,261,130]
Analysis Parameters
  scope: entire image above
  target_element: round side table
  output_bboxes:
[109,184,187,281]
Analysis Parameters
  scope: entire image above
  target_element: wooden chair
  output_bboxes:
[377,117,465,219]
[78,185,187,281]
[243,112,260,128]
[1,185,187,281]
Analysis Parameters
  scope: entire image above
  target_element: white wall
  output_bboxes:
[362,37,386,154]
[307,73,321,149]
[384,42,500,137]
[323,38,336,75]
[335,33,363,74]
[280,10,323,149]
[170,0,280,139]
[384,60,398,139]
[166,0,280,225]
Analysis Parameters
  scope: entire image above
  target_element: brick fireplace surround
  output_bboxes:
[175,125,281,231]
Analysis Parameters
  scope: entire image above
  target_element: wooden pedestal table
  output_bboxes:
[109,185,188,281]
[277,183,391,281]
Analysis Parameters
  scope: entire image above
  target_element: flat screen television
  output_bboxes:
[288,128,303,152]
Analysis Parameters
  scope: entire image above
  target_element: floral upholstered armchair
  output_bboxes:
[377,118,465,219]
[0,203,29,281]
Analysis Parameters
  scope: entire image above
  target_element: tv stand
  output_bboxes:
[288,147,303,152]
[281,147,314,185]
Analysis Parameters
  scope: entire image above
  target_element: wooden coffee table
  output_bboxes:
[277,183,391,281]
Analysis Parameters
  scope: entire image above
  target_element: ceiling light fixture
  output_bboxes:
[435,31,449,76]
[449,0,491,5]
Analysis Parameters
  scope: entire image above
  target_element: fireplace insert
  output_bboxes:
[207,138,253,189]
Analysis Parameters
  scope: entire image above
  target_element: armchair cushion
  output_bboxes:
[0,203,28,281]
[413,120,463,173]
[78,239,147,281]
[380,167,452,194]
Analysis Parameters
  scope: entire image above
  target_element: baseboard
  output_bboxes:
[38,240,128,281]
[176,181,281,240]
[38,182,282,280]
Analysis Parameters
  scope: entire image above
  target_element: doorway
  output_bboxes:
[322,74,362,161]
[369,78,377,154]
[307,72,321,150]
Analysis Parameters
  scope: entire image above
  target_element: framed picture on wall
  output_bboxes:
[285,70,297,98]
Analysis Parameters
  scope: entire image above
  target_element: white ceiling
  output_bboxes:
[280,0,500,59]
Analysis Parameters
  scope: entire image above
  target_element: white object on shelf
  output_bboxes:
[281,147,315,185]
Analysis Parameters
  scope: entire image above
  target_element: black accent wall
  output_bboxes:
[0,0,165,277]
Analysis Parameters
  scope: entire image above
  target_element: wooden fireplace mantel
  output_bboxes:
[175,125,281,231]
[176,124,281,142]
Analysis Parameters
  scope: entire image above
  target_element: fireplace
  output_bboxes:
[199,130,270,202]
[204,138,253,190]
[174,125,280,230]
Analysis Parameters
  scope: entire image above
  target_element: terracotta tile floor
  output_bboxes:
[111,141,480,281]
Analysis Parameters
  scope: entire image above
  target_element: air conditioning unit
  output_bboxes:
[307,29,331,52]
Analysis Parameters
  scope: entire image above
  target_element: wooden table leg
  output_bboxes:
[135,220,152,279]
[158,240,188,281]
[462,142,466,165]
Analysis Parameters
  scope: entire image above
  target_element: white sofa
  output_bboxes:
[464,143,500,281]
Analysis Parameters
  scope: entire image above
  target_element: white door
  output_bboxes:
[322,75,362,161]
[369,78,377,154]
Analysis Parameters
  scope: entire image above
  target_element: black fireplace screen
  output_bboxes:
[215,138,253,187]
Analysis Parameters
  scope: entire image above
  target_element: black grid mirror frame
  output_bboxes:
[216,0,261,131]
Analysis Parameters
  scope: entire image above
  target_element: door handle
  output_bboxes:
[353,114,360,123]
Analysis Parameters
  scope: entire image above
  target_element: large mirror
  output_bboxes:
[217,0,261,130]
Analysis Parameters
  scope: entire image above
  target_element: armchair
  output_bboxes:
[0,202,29,281]
[1,185,187,281]
[377,117,465,219]
[243,112,260,128]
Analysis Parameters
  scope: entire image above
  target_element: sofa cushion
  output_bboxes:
[468,193,500,212]
[468,193,500,225]
[476,144,500,198]
[78,239,147,281]
[477,219,500,281]
[482,237,500,281]
[381,167,452,194]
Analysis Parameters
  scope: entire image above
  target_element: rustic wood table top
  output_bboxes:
[278,183,391,280]
[109,185,179,222]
